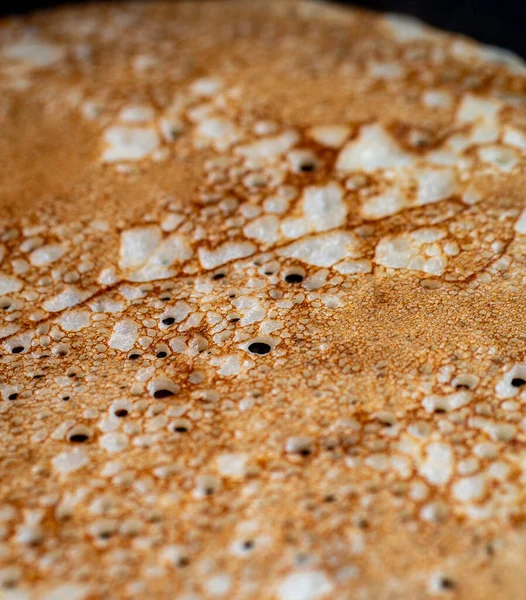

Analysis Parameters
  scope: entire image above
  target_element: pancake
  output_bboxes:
[1,1,526,598]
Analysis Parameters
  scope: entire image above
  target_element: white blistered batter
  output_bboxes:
[1,2,526,599]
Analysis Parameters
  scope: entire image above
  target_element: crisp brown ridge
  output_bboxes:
[1,1,526,598]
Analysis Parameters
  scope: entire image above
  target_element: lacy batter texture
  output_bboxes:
[1,1,526,599]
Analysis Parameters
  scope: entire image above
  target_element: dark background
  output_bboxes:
[1,0,525,58]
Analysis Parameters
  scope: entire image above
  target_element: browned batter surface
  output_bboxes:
[1,1,526,598]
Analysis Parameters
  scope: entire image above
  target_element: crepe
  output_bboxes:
[1,1,526,598]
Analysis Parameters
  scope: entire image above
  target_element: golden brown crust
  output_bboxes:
[1,1,526,598]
